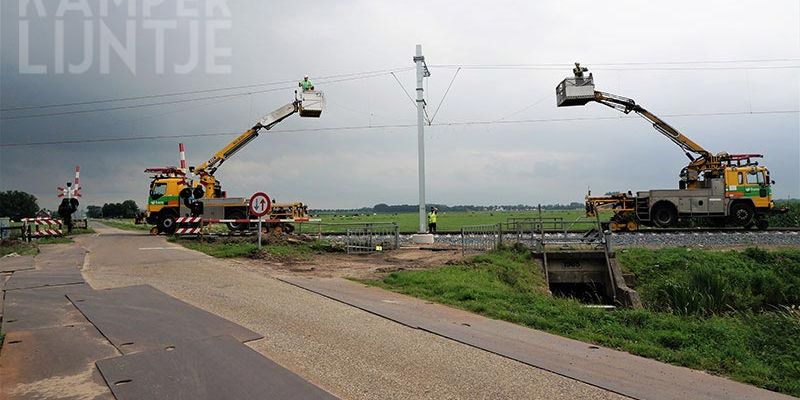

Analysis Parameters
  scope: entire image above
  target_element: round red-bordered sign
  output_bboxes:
[249,192,272,217]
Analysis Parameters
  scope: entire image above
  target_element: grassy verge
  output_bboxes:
[0,240,39,257]
[0,227,95,255]
[98,219,150,231]
[364,247,800,396]
[168,236,338,260]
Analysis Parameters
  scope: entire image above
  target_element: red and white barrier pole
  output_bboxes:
[73,165,81,197]
[179,143,187,171]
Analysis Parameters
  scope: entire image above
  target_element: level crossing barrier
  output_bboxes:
[21,217,63,240]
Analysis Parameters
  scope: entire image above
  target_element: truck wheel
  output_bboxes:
[755,218,769,230]
[652,203,677,228]
[729,203,755,227]
[226,210,248,231]
[159,211,178,234]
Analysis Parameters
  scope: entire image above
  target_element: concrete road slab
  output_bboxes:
[0,255,35,273]
[281,277,795,400]
[67,284,263,354]
[0,324,118,400]
[34,245,87,271]
[2,284,95,332]
[96,335,337,400]
[4,268,85,291]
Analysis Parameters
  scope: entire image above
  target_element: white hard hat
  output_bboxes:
[304,74,309,79]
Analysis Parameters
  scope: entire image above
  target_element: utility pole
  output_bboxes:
[414,44,431,235]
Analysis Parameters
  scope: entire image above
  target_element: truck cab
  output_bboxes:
[724,166,773,210]
[145,176,186,229]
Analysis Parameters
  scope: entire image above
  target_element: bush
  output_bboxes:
[769,199,800,227]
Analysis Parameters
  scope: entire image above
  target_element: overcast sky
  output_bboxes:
[1,0,798,211]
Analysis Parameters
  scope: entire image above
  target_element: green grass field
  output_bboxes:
[318,209,596,232]
[364,247,800,396]
[105,210,599,235]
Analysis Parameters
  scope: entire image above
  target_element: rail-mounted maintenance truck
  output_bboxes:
[557,64,782,231]
[144,90,324,234]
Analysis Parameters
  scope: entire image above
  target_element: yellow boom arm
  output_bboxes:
[194,101,300,176]
[593,91,710,162]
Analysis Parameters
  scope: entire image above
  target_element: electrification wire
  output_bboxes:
[4,58,795,113]
[390,71,418,111]
[429,57,800,70]
[428,67,461,124]
[3,109,796,148]
[0,67,414,112]
[0,86,293,121]
[0,69,413,121]
[493,93,553,121]
[431,64,800,71]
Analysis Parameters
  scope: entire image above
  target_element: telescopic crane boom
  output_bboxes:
[556,64,761,188]
[191,91,324,197]
[592,91,710,162]
[195,102,300,176]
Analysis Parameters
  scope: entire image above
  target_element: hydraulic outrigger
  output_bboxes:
[557,64,782,231]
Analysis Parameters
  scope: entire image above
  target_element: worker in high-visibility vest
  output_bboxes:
[427,207,438,233]
[299,75,314,91]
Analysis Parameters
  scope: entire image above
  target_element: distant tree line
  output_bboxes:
[0,190,39,220]
[86,200,139,219]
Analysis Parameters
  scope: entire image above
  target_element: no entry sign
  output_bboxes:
[248,192,272,217]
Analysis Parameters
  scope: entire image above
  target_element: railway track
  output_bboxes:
[177,225,800,248]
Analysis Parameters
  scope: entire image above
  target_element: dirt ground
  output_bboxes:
[242,245,465,280]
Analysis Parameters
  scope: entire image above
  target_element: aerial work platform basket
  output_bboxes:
[556,75,596,107]
[299,90,324,117]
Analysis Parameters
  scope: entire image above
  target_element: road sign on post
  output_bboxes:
[249,192,272,249]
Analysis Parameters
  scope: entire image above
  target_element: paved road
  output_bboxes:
[77,224,627,400]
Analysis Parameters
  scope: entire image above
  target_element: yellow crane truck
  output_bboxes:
[556,64,782,230]
[145,90,324,234]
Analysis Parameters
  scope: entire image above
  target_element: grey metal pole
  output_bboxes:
[258,218,262,249]
[414,44,427,233]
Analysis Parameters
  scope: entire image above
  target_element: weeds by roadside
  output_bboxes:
[97,219,150,231]
[0,239,39,257]
[365,246,800,397]
[168,235,341,260]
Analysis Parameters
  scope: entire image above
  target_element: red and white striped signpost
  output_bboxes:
[179,143,187,171]
[249,192,272,249]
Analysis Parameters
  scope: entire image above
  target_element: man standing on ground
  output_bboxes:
[427,207,438,234]
[299,75,314,91]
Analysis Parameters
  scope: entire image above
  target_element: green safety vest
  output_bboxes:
[428,212,437,223]
[299,79,313,91]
